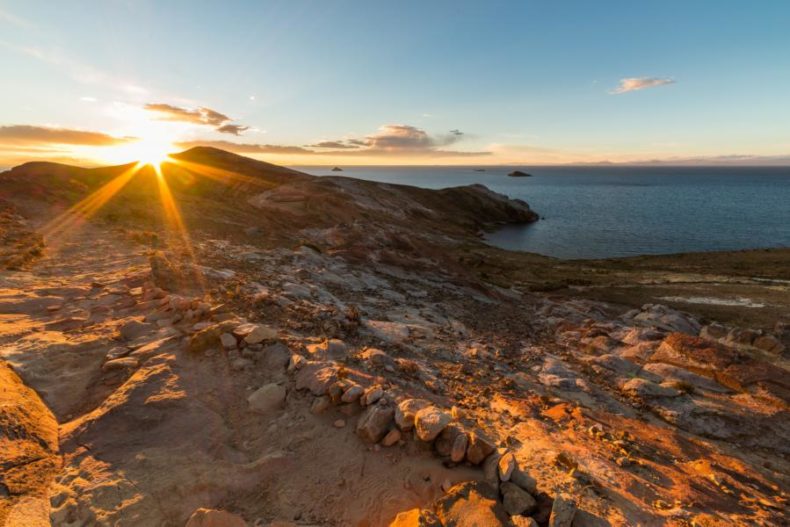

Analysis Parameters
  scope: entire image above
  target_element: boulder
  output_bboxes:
[434,481,510,526]
[753,334,785,354]
[498,452,516,481]
[622,378,681,398]
[261,342,291,370]
[500,482,536,515]
[395,398,431,431]
[185,508,247,527]
[466,429,496,465]
[244,324,277,345]
[511,517,539,527]
[381,428,402,447]
[220,333,237,350]
[548,495,576,527]
[362,385,384,406]
[310,396,330,415]
[360,347,395,368]
[414,406,452,442]
[451,432,469,463]
[434,424,465,457]
[389,508,441,527]
[119,320,154,341]
[247,383,286,415]
[295,364,338,395]
[341,384,364,403]
[306,338,349,360]
[357,403,395,443]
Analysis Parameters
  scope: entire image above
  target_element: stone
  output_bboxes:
[362,385,384,406]
[247,383,286,415]
[451,432,469,463]
[306,338,348,360]
[548,495,576,527]
[244,324,277,345]
[500,482,537,515]
[434,481,510,526]
[622,378,681,398]
[105,346,130,361]
[414,406,452,442]
[311,396,331,415]
[295,364,338,395]
[333,419,346,428]
[466,429,496,465]
[498,452,516,481]
[185,508,247,527]
[360,347,395,368]
[220,333,237,350]
[381,428,401,447]
[389,508,442,527]
[188,324,223,354]
[119,319,154,341]
[341,384,364,403]
[753,334,785,354]
[232,323,258,338]
[356,403,395,443]
[510,466,538,495]
[395,398,431,431]
[511,517,539,527]
[101,357,139,372]
[435,424,465,457]
[261,342,291,370]
[482,452,502,484]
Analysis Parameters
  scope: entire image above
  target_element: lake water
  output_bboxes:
[291,165,790,259]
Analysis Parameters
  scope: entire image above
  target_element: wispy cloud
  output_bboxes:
[610,77,675,94]
[0,8,34,29]
[177,124,489,158]
[0,125,135,146]
[144,102,250,135]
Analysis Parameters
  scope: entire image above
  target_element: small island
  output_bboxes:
[331,166,343,172]
[508,170,533,177]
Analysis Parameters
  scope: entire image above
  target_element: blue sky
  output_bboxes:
[1,0,789,165]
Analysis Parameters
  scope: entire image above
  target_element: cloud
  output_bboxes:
[216,124,249,136]
[0,125,135,146]
[144,103,230,126]
[308,141,361,149]
[175,140,314,155]
[0,8,34,29]
[610,77,675,94]
[176,124,489,158]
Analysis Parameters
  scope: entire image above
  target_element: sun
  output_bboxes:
[131,139,174,167]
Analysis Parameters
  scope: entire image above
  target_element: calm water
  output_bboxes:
[291,165,790,259]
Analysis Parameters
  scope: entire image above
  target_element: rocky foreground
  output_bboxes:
[1,148,788,526]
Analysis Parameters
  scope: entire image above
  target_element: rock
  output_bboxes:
[360,347,395,368]
[341,384,364,403]
[510,465,538,495]
[333,419,346,428]
[498,452,516,481]
[500,482,537,515]
[548,495,576,527]
[244,324,277,345]
[105,346,131,361]
[753,334,785,354]
[362,385,384,406]
[185,508,247,527]
[295,364,338,395]
[511,517,539,527]
[466,429,496,465]
[434,481,510,526]
[451,432,469,463]
[622,378,681,398]
[119,319,154,341]
[232,323,258,338]
[414,406,452,442]
[395,398,431,431]
[508,170,532,177]
[220,333,237,350]
[389,508,441,527]
[381,428,401,447]
[700,323,728,341]
[482,452,502,484]
[101,357,139,372]
[261,342,291,370]
[356,403,395,443]
[188,324,223,353]
[306,338,348,360]
[247,383,286,415]
[435,424,465,457]
[311,396,331,415]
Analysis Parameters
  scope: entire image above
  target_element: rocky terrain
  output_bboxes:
[1,148,788,526]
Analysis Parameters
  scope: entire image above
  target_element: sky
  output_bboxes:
[1,0,789,167]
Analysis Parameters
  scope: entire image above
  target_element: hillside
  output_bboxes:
[0,149,787,526]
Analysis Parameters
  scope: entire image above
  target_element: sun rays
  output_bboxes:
[35,154,268,293]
